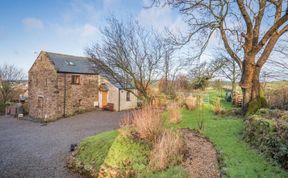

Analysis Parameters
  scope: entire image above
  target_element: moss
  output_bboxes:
[246,97,268,116]
[260,97,268,108]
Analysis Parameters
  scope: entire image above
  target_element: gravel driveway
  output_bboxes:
[0,111,123,178]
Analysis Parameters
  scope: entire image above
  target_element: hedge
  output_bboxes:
[243,109,288,169]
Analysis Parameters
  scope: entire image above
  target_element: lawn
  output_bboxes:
[176,90,288,178]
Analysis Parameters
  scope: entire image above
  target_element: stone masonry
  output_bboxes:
[29,52,98,121]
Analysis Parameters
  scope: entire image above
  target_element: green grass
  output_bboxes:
[103,134,150,172]
[176,90,288,178]
[138,165,189,178]
[75,130,118,171]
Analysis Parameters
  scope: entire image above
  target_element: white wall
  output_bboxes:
[98,76,137,111]
[98,77,120,111]
[119,89,137,111]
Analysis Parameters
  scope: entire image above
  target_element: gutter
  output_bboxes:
[63,74,67,117]
[118,89,120,111]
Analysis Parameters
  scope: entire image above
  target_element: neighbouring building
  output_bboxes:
[28,51,137,121]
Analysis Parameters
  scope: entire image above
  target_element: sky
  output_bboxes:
[0,0,186,75]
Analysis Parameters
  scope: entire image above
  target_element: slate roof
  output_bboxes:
[45,51,133,89]
[46,52,97,75]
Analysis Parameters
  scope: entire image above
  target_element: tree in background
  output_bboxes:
[189,59,226,90]
[87,17,170,102]
[217,56,241,94]
[0,64,25,103]
[152,0,288,114]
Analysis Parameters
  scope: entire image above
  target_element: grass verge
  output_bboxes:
[68,130,118,176]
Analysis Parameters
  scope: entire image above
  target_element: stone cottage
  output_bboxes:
[28,51,137,121]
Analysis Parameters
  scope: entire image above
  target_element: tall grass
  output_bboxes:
[185,96,197,110]
[120,106,163,142]
[213,97,224,115]
[149,129,185,171]
[167,102,181,124]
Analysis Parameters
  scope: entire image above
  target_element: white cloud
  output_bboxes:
[52,23,100,47]
[138,6,172,32]
[22,18,44,30]
[81,24,99,37]
[62,0,101,23]
[137,5,187,34]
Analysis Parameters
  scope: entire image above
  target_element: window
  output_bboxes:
[65,60,75,66]
[45,78,48,86]
[126,91,131,101]
[72,75,80,84]
[37,97,44,108]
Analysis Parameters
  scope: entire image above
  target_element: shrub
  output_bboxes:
[0,102,7,115]
[243,109,288,169]
[167,102,181,124]
[149,130,185,171]
[130,106,163,143]
[213,98,224,115]
[185,96,197,110]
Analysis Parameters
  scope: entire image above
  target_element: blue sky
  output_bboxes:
[0,0,185,74]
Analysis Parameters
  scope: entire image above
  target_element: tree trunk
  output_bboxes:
[231,82,236,94]
[241,62,263,115]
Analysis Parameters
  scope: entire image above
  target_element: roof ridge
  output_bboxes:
[44,51,90,59]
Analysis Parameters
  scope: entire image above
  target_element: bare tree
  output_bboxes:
[189,59,226,90]
[152,0,288,114]
[87,17,167,102]
[217,56,241,93]
[0,64,25,103]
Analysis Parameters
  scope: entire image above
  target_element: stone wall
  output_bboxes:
[57,73,99,117]
[28,52,59,121]
[29,52,99,121]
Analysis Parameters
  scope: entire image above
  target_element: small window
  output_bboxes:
[65,60,75,66]
[45,78,48,86]
[72,75,80,84]
[37,97,44,108]
[126,91,131,101]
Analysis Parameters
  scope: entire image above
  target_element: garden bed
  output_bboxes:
[67,128,221,178]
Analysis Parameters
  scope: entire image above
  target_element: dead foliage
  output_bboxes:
[266,87,288,110]
[149,129,185,171]
[185,96,197,110]
[213,98,224,115]
[119,106,163,142]
[167,102,181,124]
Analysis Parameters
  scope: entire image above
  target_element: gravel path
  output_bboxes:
[0,111,123,178]
[182,129,220,178]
